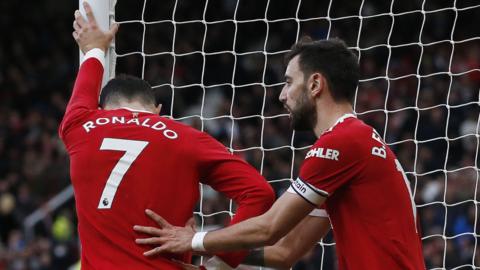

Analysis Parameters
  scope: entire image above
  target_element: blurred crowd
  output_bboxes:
[0,0,479,269]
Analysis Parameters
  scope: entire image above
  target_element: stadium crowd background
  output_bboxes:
[0,0,479,269]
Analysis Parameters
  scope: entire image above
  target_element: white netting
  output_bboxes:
[114,0,480,269]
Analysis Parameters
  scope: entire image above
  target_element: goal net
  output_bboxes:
[112,0,480,269]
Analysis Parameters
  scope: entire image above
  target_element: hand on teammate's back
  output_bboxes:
[134,209,196,255]
[72,1,118,53]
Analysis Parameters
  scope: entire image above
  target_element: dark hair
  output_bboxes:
[285,37,360,104]
[99,74,156,108]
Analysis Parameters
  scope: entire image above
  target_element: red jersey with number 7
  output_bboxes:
[289,115,426,270]
[59,52,274,269]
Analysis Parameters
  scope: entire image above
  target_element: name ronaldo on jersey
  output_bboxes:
[82,116,178,139]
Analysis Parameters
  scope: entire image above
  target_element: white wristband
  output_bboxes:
[191,232,208,252]
[81,48,106,68]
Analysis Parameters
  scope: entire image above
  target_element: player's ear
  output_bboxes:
[154,104,162,115]
[309,72,324,98]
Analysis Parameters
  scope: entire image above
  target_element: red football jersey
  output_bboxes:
[59,53,274,269]
[290,114,425,270]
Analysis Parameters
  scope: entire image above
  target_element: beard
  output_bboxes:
[290,88,317,131]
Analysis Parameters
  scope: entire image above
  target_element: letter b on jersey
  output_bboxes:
[372,146,386,159]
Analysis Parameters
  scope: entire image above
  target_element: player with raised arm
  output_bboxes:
[62,2,275,269]
[133,38,426,270]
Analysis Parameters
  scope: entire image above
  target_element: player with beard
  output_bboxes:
[133,38,426,270]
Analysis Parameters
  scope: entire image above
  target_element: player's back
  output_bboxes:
[63,108,204,269]
[60,55,275,269]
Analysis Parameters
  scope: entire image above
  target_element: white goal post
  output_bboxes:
[78,0,116,86]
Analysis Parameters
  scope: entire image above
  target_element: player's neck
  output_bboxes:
[313,102,354,137]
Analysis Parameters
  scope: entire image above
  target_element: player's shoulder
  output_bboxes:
[161,117,204,135]
[159,117,219,143]
[318,116,371,145]
[310,116,374,158]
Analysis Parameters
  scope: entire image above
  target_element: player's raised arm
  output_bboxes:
[59,2,118,137]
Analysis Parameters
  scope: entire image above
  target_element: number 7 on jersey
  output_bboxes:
[98,138,149,209]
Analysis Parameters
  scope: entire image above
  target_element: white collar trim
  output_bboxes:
[120,107,154,114]
[326,113,356,133]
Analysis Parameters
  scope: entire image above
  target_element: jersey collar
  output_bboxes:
[120,107,155,114]
[325,113,356,133]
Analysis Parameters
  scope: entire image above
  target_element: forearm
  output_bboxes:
[200,194,315,253]
[64,49,104,114]
[69,48,104,108]
[59,49,105,138]
[203,214,276,252]
[242,248,265,267]
[242,243,308,269]
[203,246,290,270]
[133,193,316,264]
[241,215,331,269]
[243,247,291,270]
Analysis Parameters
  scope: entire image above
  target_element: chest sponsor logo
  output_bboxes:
[305,147,339,161]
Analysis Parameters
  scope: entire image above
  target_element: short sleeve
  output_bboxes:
[290,133,365,206]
